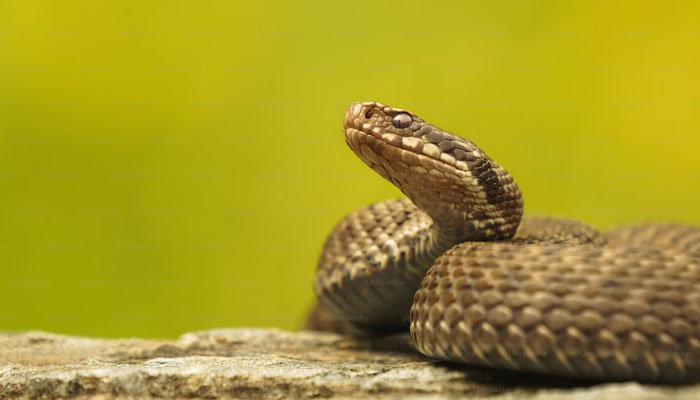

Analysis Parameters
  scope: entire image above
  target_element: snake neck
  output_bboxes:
[405,164,523,244]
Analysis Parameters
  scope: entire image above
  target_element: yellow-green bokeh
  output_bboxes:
[1,1,699,338]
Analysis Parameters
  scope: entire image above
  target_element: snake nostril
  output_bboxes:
[365,110,375,119]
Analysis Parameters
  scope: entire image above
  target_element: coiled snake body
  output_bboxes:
[312,101,700,383]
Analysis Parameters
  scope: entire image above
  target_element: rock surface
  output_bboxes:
[1,328,699,399]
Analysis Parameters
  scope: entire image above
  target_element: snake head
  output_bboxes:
[343,101,523,240]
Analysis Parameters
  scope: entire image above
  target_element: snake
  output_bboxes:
[311,101,700,384]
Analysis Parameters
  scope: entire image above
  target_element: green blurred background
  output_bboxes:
[1,1,699,338]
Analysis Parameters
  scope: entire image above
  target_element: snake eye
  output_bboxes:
[392,113,412,129]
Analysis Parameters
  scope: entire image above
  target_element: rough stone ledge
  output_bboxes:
[0,328,699,399]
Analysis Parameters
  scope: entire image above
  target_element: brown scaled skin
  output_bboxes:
[313,101,700,383]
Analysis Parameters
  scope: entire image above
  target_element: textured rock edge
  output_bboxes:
[0,328,698,399]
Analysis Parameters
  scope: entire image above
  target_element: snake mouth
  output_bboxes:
[344,127,466,180]
[343,101,474,177]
